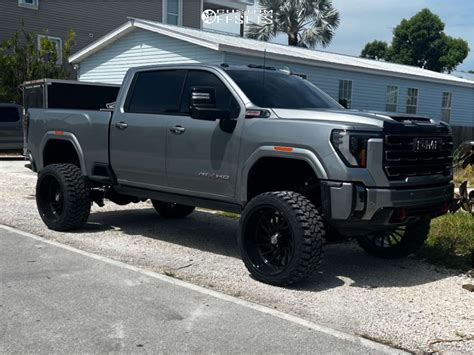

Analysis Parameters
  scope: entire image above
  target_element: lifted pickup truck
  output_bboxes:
[26,64,454,286]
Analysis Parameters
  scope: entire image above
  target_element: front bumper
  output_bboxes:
[321,181,454,235]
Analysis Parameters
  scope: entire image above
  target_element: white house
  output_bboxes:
[69,17,474,143]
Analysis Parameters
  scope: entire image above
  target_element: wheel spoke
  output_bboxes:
[247,206,295,271]
[257,223,271,237]
[260,249,274,257]
[390,232,402,243]
[260,212,273,234]
[368,226,408,250]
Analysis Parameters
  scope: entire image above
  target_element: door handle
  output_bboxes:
[170,125,186,134]
[115,122,128,130]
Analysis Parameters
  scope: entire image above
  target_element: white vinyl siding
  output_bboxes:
[338,80,352,108]
[441,92,453,122]
[406,88,418,114]
[79,29,223,84]
[77,30,474,127]
[386,85,398,112]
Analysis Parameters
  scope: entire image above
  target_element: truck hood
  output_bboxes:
[272,108,432,129]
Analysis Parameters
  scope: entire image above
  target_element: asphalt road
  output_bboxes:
[0,227,399,354]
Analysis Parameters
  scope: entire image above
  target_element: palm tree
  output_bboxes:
[246,0,340,48]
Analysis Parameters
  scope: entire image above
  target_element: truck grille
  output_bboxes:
[384,134,453,180]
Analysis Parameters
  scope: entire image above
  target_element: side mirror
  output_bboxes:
[189,86,230,121]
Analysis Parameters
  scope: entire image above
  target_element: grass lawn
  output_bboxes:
[418,213,474,272]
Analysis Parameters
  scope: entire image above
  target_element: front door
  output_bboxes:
[166,69,243,200]
[109,69,187,189]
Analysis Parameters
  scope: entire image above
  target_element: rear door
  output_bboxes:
[0,105,23,150]
[109,69,186,189]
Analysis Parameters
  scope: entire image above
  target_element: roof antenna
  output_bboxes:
[262,49,266,106]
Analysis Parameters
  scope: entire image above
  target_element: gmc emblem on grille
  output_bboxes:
[414,138,442,151]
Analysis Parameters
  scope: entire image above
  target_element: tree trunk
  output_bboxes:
[288,32,298,46]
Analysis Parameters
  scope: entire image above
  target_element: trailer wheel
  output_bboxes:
[152,200,195,218]
[238,191,324,286]
[357,219,431,259]
[36,164,91,231]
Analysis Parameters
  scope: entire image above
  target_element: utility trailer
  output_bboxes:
[22,79,120,111]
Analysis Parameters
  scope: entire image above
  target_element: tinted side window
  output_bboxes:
[126,70,186,114]
[180,70,240,118]
[0,107,20,123]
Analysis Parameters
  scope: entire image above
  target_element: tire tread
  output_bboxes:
[36,164,90,231]
[239,191,324,286]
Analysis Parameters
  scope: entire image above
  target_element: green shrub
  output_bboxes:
[418,214,474,271]
[454,165,474,185]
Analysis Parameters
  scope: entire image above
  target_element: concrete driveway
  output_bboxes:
[0,227,399,354]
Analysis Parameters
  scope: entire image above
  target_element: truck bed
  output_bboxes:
[27,109,112,175]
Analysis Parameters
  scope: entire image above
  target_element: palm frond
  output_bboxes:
[246,21,277,42]
[248,0,340,47]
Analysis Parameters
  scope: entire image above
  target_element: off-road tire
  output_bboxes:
[36,163,91,231]
[238,191,324,286]
[151,200,195,218]
[357,219,431,259]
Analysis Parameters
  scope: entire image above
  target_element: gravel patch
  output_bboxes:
[1,160,472,352]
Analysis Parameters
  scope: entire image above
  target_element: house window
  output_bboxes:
[441,92,453,122]
[385,85,398,112]
[18,0,38,9]
[406,88,418,114]
[164,0,182,25]
[338,80,352,108]
[37,35,63,65]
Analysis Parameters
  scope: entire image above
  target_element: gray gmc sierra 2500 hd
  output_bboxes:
[26,64,454,286]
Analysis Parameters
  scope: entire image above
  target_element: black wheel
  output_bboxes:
[36,164,91,231]
[357,219,431,259]
[151,200,195,218]
[238,191,324,286]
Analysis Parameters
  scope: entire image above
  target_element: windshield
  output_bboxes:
[225,69,342,110]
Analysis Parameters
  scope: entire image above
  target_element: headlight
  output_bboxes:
[331,130,381,168]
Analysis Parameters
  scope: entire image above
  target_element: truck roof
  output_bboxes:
[126,63,289,74]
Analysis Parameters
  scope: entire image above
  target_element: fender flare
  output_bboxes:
[39,131,87,175]
[238,146,328,204]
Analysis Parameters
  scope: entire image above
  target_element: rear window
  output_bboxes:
[125,70,186,114]
[0,107,20,122]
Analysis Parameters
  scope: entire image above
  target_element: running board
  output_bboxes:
[114,185,242,214]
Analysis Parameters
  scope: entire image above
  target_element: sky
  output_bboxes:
[204,0,474,72]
